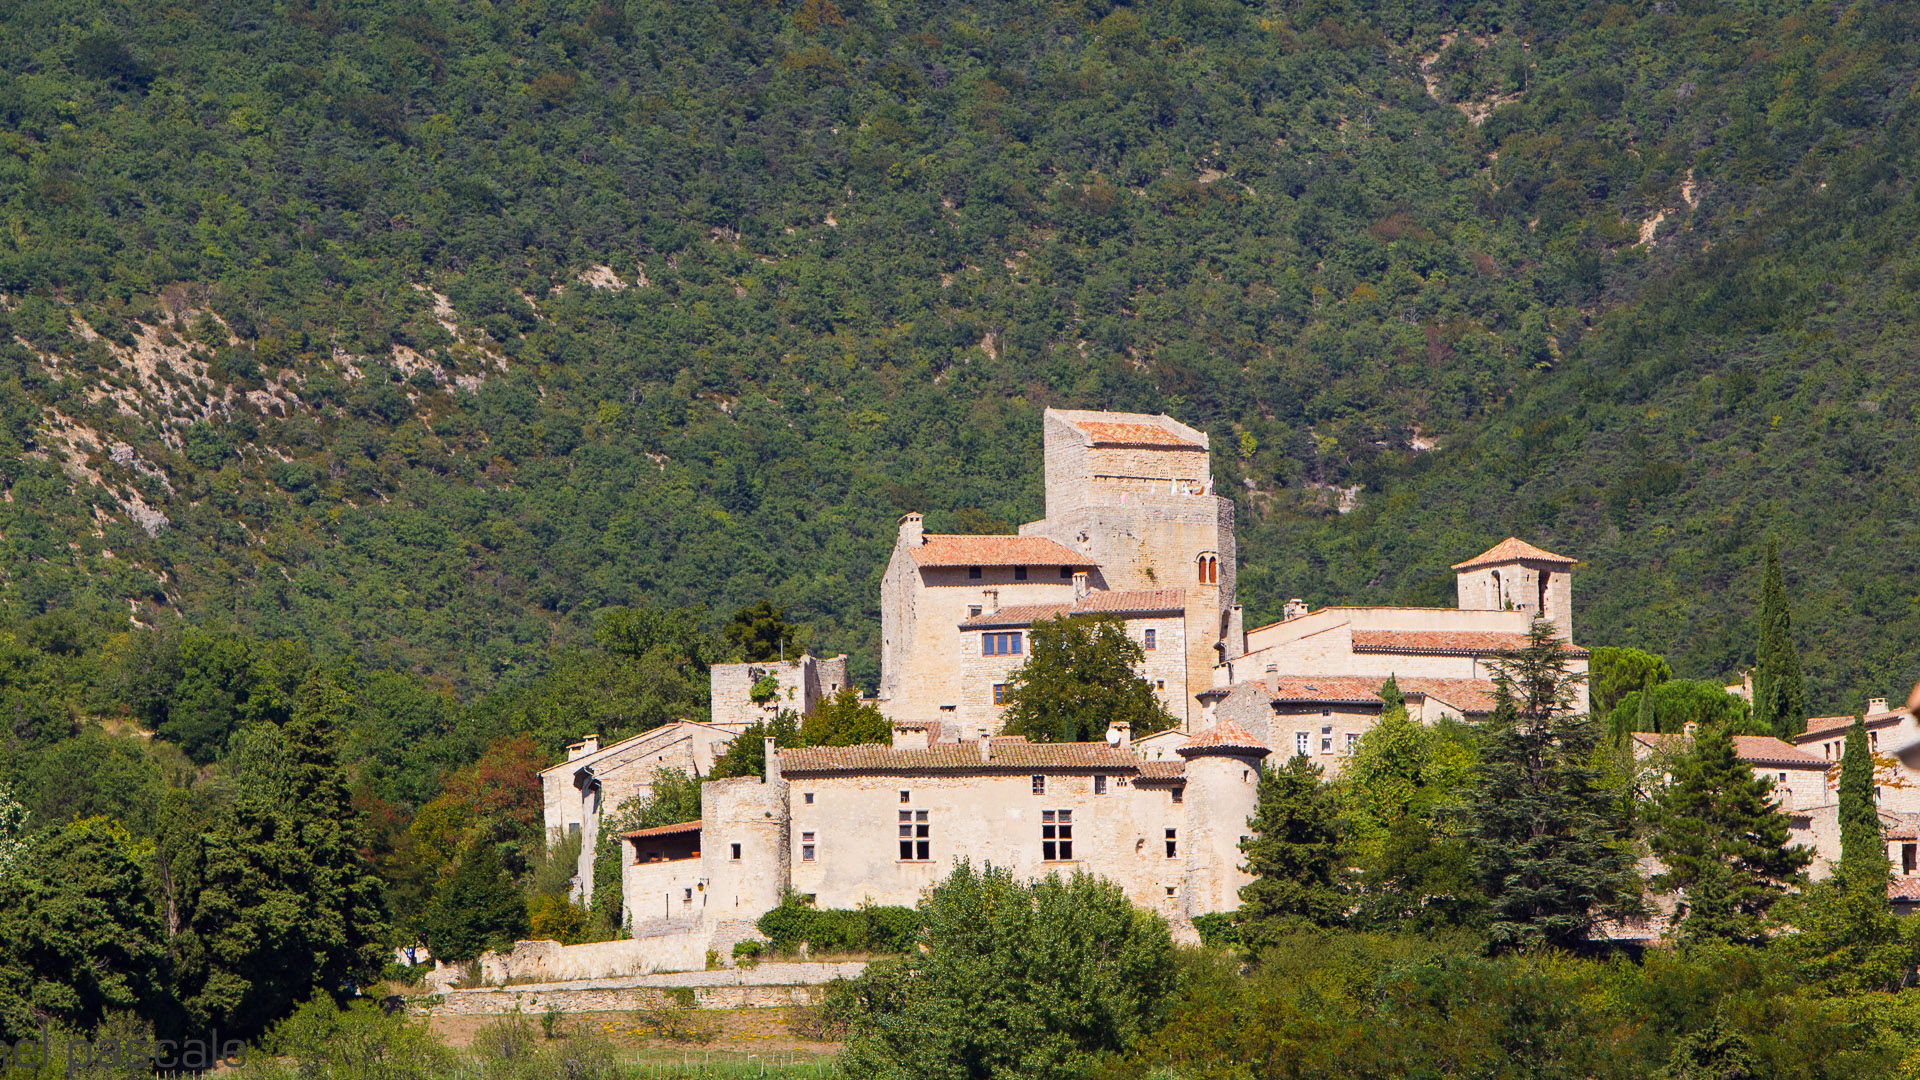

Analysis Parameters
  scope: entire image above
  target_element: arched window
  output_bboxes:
[1538,571,1551,618]
[1490,570,1503,608]
[1197,554,1218,584]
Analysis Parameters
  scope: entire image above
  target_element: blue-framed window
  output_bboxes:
[983,631,1023,656]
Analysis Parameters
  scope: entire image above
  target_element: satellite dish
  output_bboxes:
[1105,728,1122,747]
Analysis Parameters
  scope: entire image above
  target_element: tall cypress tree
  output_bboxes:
[1837,715,1886,883]
[1236,753,1344,948]
[1649,722,1810,943]
[1751,538,1809,740]
[1463,621,1637,952]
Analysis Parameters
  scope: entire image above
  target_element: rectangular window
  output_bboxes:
[804,792,814,804]
[1906,845,1917,875]
[684,888,693,902]
[1172,786,1184,804]
[969,605,982,617]
[1165,828,1178,858]
[801,831,816,862]
[1296,732,1309,756]
[983,632,1023,656]
[900,790,911,804]
[993,683,1007,705]
[1321,737,1332,753]
[730,843,742,861]
[969,566,982,579]
[1060,566,1073,578]
[1345,733,1359,754]
[1015,566,1028,580]
[1042,809,1074,860]
[1155,680,1165,690]
[898,810,930,861]
[1032,775,1046,796]
[1143,628,1156,650]
[1094,775,1107,795]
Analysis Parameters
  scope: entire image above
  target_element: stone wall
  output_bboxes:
[417,962,869,1016]
[470,934,713,985]
[702,776,790,925]
[710,655,849,731]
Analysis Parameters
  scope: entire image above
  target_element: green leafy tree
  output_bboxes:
[836,861,1175,1080]
[1464,621,1638,952]
[799,687,891,746]
[1837,715,1885,879]
[0,818,169,1043]
[998,616,1175,743]
[1751,539,1809,740]
[1648,722,1809,943]
[1662,1010,1759,1080]
[722,600,800,662]
[177,676,389,1038]
[0,783,28,880]
[1335,681,1474,861]
[421,840,530,963]
[1588,646,1673,719]
[710,709,801,780]
[1608,680,1750,740]
[1236,754,1345,945]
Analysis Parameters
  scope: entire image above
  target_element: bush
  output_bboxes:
[755,895,922,956]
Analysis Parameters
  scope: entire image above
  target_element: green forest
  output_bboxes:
[3,0,1920,1068]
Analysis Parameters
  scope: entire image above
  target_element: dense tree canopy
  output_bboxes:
[998,616,1176,744]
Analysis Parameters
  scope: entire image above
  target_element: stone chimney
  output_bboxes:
[1264,664,1279,695]
[1072,571,1089,599]
[983,589,999,614]
[1683,721,1698,739]
[763,737,780,783]
[898,512,924,546]
[978,738,993,762]
[1869,697,1890,715]
[568,734,601,761]
[1284,598,1309,621]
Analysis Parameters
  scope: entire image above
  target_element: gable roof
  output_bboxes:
[1257,676,1502,714]
[1399,677,1502,714]
[778,741,1143,776]
[1797,710,1905,740]
[1632,732,1828,769]
[908,534,1094,569]
[959,588,1187,628]
[536,720,729,778]
[1451,538,1578,571]
[1351,629,1589,658]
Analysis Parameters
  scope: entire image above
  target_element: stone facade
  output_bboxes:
[880,409,1237,730]
[709,654,851,731]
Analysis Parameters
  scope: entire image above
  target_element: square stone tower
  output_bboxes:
[1022,409,1239,719]
[1453,537,1576,641]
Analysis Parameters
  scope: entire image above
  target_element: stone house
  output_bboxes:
[880,409,1240,729]
[538,653,849,905]
[618,721,1271,952]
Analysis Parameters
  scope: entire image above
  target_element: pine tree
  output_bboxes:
[178,675,389,1038]
[1751,538,1808,740]
[1649,722,1810,943]
[1463,620,1637,952]
[1837,715,1887,883]
[1236,754,1344,948]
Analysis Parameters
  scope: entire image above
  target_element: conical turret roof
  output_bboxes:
[1451,537,1577,571]
[1175,720,1270,759]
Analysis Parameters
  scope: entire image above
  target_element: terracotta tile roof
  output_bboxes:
[1135,760,1187,781]
[1074,420,1202,448]
[1889,877,1920,901]
[1268,677,1387,705]
[619,819,702,840]
[1798,710,1904,740]
[1887,822,1919,842]
[1398,677,1502,714]
[1177,721,1271,758]
[1451,537,1578,570]
[1632,733,1828,769]
[960,588,1187,627]
[1351,629,1589,658]
[909,534,1094,569]
[778,741,1144,775]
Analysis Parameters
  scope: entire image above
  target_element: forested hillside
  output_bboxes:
[0,0,1914,708]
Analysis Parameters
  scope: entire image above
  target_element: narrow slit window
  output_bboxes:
[1165,828,1178,858]
[730,843,741,861]
[801,830,816,863]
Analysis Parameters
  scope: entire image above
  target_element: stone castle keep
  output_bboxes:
[523,407,1643,971]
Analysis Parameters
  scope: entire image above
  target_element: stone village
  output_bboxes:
[506,408,1920,980]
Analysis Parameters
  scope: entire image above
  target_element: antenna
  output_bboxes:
[1105,727,1122,747]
